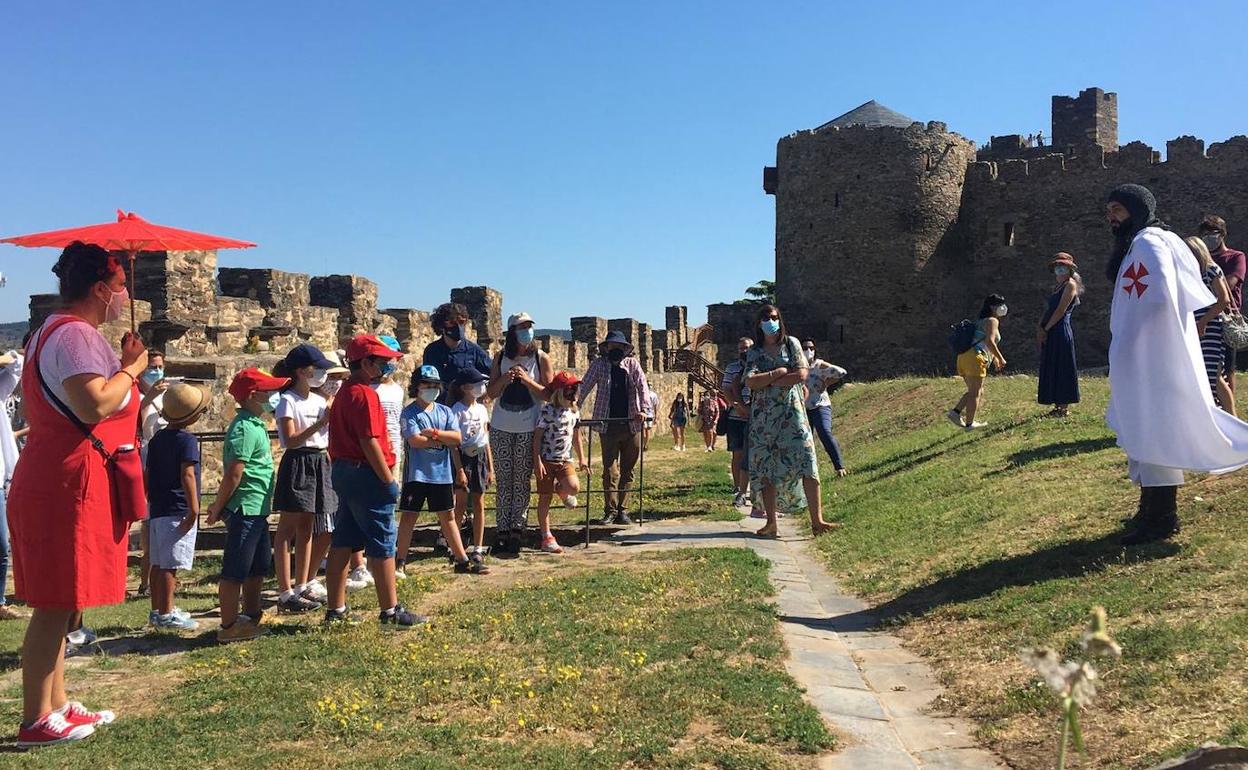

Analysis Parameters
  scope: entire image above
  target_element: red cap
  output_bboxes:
[345,334,403,362]
[549,371,581,391]
[228,367,290,403]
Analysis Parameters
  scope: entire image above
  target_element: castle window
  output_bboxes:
[834,193,840,209]
[1003,222,1016,247]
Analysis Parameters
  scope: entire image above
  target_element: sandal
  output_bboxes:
[754,525,779,538]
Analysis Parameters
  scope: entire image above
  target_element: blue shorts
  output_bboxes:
[221,512,271,582]
[330,460,399,559]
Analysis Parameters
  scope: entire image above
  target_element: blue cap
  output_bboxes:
[283,342,336,371]
[416,364,442,383]
[378,335,402,352]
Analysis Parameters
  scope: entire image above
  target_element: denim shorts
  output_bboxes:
[330,460,399,559]
[221,511,271,582]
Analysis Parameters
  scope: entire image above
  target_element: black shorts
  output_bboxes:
[725,418,748,452]
[399,481,455,513]
[274,448,337,515]
[457,450,487,495]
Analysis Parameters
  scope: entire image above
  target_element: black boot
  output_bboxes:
[1122,486,1180,545]
[1120,486,1151,526]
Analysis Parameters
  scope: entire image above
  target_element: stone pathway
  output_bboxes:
[610,516,1005,770]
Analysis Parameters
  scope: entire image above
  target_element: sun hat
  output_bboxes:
[228,368,290,403]
[160,382,210,425]
[599,330,634,353]
[345,334,403,362]
[1049,252,1077,270]
[507,312,534,328]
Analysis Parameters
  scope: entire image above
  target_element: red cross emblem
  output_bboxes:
[1122,262,1149,298]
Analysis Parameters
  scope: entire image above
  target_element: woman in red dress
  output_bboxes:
[8,242,147,747]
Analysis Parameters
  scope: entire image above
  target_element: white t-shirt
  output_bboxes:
[452,401,490,456]
[491,352,542,434]
[276,390,329,449]
[0,351,21,482]
[35,315,130,417]
[646,389,659,419]
[371,380,405,464]
[141,392,167,443]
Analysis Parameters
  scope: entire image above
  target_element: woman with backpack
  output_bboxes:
[947,294,1008,431]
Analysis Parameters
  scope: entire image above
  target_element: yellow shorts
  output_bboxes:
[956,348,989,379]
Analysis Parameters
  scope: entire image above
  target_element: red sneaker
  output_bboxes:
[16,711,95,748]
[58,701,116,727]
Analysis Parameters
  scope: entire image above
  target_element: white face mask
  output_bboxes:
[104,286,128,322]
[1203,233,1223,251]
[469,383,487,398]
[996,304,1009,318]
[321,379,343,397]
[1054,266,1070,278]
[418,387,441,403]
[308,368,328,388]
[803,347,816,360]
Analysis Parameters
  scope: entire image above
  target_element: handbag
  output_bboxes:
[32,319,147,524]
[1222,310,1248,351]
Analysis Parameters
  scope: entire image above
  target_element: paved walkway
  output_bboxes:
[609,516,1005,770]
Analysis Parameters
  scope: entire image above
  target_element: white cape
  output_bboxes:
[1106,227,1248,473]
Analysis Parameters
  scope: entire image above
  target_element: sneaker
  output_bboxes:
[732,492,746,507]
[323,607,363,626]
[945,409,964,428]
[216,619,267,643]
[379,604,427,629]
[17,711,95,748]
[278,593,320,613]
[600,511,616,526]
[454,557,491,575]
[58,701,116,727]
[0,604,28,620]
[615,511,634,526]
[540,535,564,554]
[394,564,408,581]
[300,583,328,604]
[562,494,579,509]
[346,566,372,593]
[964,421,987,431]
[152,612,199,631]
[66,626,97,647]
[434,535,448,553]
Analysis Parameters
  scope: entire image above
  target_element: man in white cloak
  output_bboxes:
[1105,184,1248,544]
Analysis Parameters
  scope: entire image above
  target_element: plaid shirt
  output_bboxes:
[576,355,650,433]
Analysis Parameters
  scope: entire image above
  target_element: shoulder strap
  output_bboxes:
[31,317,112,462]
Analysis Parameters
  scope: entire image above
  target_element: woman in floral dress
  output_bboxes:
[743,304,838,538]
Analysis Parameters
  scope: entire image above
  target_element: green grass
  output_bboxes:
[0,548,831,769]
[797,375,1248,770]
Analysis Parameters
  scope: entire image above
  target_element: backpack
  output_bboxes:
[948,319,977,354]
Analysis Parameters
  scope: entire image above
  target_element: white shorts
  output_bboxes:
[149,516,198,571]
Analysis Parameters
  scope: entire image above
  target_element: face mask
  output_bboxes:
[739,351,748,362]
[141,367,164,386]
[104,286,128,322]
[444,324,463,342]
[515,327,534,346]
[262,392,280,413]
[996,304,1009,318]
[469,383,487,398]
[803,348,815,359]
[322,379,343,397]
[418,387,441,403]
[760,319,781,336]
[377,361,397,378]
[1203,234,1223,251]
[308,368,328,388]
[1054,266,1070,278]
[607,348,625,363]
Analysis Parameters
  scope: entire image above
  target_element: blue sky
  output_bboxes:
[2,0,1246,328]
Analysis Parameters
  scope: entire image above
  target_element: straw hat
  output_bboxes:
[160,382,211,426]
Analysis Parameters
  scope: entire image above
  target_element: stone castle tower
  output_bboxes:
[764,88,1248,377]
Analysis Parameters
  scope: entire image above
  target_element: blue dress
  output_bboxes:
[1038,287,1080,405]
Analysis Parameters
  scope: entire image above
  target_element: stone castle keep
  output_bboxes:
[764,87,1248,377]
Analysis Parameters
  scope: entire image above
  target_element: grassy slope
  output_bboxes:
[814,375,1248,770]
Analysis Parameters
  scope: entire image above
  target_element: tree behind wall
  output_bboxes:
[736,280,775,305]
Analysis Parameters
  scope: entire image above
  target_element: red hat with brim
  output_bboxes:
[549,371,581,391]
[228,367,290,403]
[346,334,404,362]
[1048,252,1077,270]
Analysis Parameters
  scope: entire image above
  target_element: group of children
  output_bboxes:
[142,333,589,642]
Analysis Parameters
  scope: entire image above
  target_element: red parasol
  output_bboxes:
[1,210,256,330]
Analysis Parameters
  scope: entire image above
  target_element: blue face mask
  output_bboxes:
[263,392,280,413]
[378,361,397,378]
[760,319,781,336]
[141,367,163,386]
[516,327,535,345]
